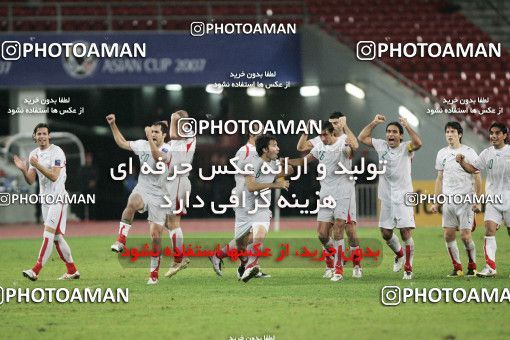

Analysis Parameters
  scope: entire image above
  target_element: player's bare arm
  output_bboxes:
[286,154,316,167]
[276,158,294,178]
[472,172,482,213]
[245,175,289,192]
[296,119,315,152]
[106,114,131,151]
[455,154,479,174]
[169,110,188,140]
[13,155,37,185]
[399,117,422,152]
[29,156,62,182]
[431,170,443,213]
[296,133,313,152]
[343,120,359,153]
[358,114,386,147]
[344,135,357,158]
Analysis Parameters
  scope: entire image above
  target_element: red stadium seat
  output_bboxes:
[304,0,510,138]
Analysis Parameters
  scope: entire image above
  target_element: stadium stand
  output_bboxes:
[306,0,510,134]
[1,0,508,134]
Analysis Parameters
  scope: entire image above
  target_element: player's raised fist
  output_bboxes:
[144,126,152,139]
[339,116,347,127]
[399,117,408,128]
[373,114,386,124]
[172,110,188,120]
[455,154,465,163]
[106,114,116,125]
[346,135,356,146]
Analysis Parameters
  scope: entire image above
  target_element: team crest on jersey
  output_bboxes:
[55,160,61,166]
[162,148,168,153]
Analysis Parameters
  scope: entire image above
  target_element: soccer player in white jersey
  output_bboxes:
[157,110,196,278]
[209,129,273,279]
[358,114,422,280]
[431,121,481,278]
[233,134,291,282]
[288,121,356,281]
[14,123,80,281]
[455,122,509,277]
[106,114,169,284]
[297,112,362,278]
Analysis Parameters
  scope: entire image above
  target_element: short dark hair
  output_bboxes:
[33,123,50,135]
[386,122,404,142]
[152,121,169,142]
[329,111,345,119]
[445,121,463,142]
[321,121,335,134]
[489,122,508,135]
[255,134,277,156]
[152,121,169,135]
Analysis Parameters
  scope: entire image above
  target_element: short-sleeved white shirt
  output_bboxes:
[166,137,196,179]
[232,143,257,198]
[310,134,352,189]
[372,138,414,204]
[472,144,510,198]
[129,139,170,195]
[241,155,279,219]
[29,144,67,197]
[435,145,478,196]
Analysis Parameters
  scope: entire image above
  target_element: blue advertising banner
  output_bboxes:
[0,33,301,87]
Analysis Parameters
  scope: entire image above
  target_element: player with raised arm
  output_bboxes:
[209,128,273,279]
[297,112,362,278]
[358,114,422,280]
[431,122,481,278]
[234,134,291,282]
[106,114,170,284]
[456,122,509,277]
[14,123,80,281]
[288,121,356,281]
[158,110,196,278]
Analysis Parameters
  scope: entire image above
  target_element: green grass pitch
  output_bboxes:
[1,227,510,340]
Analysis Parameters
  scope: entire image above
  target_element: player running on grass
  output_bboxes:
[297,112,362,278]
[106,114,170,284]
[358,114,422,280]
[456,122,509,278]
[288,121,357,281]
[227,134,291,282]
[209,128,273,279]
[155,110,196,278]
[431,121,481,278]
[14,123,80,281]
